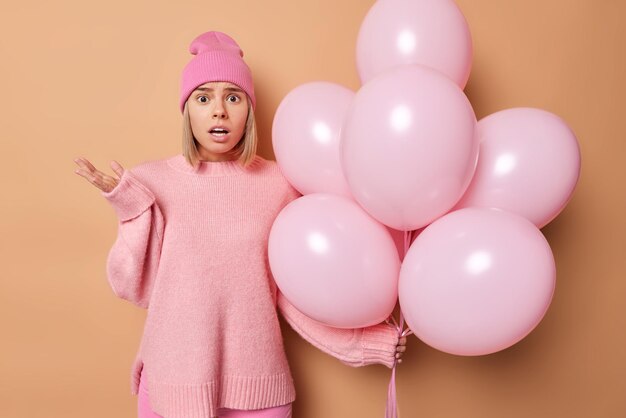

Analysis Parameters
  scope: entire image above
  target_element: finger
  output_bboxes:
[74,157,108,181]
[74,157,98,173]
[77,166,117,191]
[398,359,402,364]
[74,167,95,182]
[89,169,114,190]
[110,160,125,178]
[75,168,106,191]
[399,337,407,345]
[74,157,95,174]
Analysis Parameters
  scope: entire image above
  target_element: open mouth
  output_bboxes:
[209,128,230,137]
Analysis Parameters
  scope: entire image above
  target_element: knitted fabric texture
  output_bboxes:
[101,154,399,418]
[179,31,256,113]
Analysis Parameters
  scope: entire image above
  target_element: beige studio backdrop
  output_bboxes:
[1,0,624,417]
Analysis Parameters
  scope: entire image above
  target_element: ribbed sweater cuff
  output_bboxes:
[361,322,400,369]
[148,373,296,418]
[101,170,155,221]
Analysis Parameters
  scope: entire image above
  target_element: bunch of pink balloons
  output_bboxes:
[269,0,580,357]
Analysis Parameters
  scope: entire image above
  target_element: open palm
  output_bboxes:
[73,157,125,193]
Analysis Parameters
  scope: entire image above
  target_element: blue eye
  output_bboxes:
[198,96,208,103]
[227,95,240,102]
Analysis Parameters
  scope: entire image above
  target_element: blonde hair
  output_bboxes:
[182,94,258,169]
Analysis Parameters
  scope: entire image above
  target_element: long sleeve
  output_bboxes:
[101,169,165,309]
[276,289,399,369]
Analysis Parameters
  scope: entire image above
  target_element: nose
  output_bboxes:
[212,101,227,119]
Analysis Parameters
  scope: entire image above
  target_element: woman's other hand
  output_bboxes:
[74,157,124,193]
[396,336,407,364]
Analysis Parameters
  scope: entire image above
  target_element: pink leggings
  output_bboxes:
[137,368,293,418]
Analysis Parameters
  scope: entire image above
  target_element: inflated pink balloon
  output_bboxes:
[399,207,556,356]
[452,107,581,228]
[268,193,400,328]
[272,82,355,197]
[356,0,473,88]
[341,64,478,231]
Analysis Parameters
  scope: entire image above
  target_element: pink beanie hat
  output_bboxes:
[179,31,256,113]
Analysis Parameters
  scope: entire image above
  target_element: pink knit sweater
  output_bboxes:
[101,153,399,418]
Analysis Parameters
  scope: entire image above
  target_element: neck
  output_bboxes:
[199,153,238,162]
[168,153,257,176]
[197,146,239,162]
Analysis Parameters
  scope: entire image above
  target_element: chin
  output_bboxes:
[197,141,237,154]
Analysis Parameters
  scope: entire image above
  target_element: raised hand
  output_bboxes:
[73,157,125,193]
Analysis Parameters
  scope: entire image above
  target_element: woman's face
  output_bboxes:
[187,81,249,162]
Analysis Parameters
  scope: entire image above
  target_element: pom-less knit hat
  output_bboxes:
[179,31,256,113]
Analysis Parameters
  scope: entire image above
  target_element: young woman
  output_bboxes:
[74,31,406,418]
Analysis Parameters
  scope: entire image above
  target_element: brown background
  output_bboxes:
[1,0,624,417]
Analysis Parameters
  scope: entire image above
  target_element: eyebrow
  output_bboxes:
[194,87,243,93]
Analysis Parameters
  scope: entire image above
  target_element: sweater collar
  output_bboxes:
[167,153,261,176]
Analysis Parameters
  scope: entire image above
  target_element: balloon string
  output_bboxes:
[384,230,414,418]
[385,363,398,418]
[385,311,412,418]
